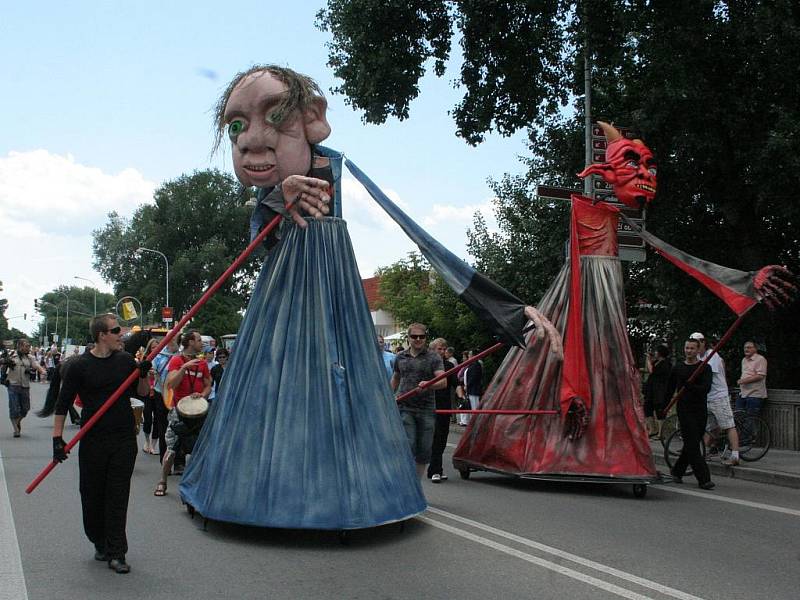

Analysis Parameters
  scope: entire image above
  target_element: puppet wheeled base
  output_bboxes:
[453,459,669,498]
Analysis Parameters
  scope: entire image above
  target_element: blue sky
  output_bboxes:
[1,1,531,336]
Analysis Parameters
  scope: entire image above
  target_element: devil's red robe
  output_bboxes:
[453,195,657,479]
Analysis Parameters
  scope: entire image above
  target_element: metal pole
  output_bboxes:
[136,247,170,316]
[583,24,593,196]
[74,276,97,316]
[54,291,70,346]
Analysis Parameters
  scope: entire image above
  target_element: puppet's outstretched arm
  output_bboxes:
[620,214,796,314]
[346,158,562,355]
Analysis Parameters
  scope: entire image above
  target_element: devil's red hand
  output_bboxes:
[564,397,589,440]
[753,265,797,310]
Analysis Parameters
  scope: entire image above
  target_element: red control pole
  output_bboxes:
[26,210,288,494]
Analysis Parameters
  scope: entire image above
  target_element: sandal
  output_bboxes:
[154,482,167,497]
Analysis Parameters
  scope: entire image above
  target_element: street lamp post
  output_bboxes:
[40,301,59,340]
[73,276,97,315]
[53,290,70,345]
[136,247,169,317]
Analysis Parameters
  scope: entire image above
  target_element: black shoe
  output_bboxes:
[108,558,131,574]
[94,551,107,561]
[698,481,716,490]
[669,471,683,484]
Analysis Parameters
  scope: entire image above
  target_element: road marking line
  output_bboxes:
[421,515,665,600]
[0,447,29,600]
[427,506,705,600]
[657,485,800,517]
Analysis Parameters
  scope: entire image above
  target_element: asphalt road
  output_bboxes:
[2,383,799,600]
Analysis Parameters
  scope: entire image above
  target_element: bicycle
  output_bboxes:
[664,409,771,475]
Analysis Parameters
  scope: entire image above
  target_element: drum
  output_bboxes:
[130,398,145,434]
[177,395,209,421]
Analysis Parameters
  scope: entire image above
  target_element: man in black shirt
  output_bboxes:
[665,338,715,489]
[52,314,150,573]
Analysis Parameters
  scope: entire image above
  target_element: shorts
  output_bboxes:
[164,408,180,452]
[400,408,435,464]
[7,386,30,420]
[706,395,735,431]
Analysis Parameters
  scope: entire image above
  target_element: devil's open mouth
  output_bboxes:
[636,184,656,193]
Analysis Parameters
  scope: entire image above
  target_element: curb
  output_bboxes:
[650,448,800,490]
[448,424,800,490]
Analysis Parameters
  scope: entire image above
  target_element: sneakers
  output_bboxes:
[698,481,716,490]
[722,456,740,466]
[108,558,131,574]
[431,474,442,483]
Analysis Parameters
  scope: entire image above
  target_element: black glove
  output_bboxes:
[138,359,152,378]
[52,436,68,463]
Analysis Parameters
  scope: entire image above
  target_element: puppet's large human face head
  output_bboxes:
[221,68,330,188]
[578,122,657,209]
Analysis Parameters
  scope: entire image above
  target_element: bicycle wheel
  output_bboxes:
[736,412,771,461]
[664,429,693,476]
[659,414,679,448]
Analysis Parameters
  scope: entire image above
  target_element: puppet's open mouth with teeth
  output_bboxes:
[636,184,656,193]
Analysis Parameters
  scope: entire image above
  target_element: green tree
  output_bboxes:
[92,170,254,338]
[376,253,500,369]
[31,286,116,345]
[0,298,27,343]
[320,0,800,386]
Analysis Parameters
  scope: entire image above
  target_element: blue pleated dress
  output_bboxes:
[179,216,426,529]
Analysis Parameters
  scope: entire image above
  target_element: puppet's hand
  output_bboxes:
[282,175,331,228]
[524,306,563,360]
[564,397,589,440]
[753,265,797,310]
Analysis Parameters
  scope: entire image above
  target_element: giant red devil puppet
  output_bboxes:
[452,121,795,482]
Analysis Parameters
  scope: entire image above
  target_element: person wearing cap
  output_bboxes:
[154,330,211,497]
[665,338,715,489]
[689,332,740,466]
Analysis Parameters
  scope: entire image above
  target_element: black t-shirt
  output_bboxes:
[55,351,138,438]
[666,361,712,413]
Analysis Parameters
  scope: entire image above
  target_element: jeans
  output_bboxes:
[735,395,764,416]
[7,386,30,420]
[400,408,435,464]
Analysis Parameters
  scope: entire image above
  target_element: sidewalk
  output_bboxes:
[448,423,800,489]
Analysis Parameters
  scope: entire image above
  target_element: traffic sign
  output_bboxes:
[162,307,173,323]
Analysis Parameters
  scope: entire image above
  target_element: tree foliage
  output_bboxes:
[376,252,506,372]
[31,286,116,345]
[321,0,800,386]
[92,170,254,340]
[0,298,28,343]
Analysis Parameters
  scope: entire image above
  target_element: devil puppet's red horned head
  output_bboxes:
[578,121,657,209]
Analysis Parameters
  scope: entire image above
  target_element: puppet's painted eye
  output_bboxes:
[648,167,657,176]
[228,119,245,141]
[266,110,284,126]
[627,160,638,169]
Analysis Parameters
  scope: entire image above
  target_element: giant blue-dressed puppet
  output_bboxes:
[179,65,561,529]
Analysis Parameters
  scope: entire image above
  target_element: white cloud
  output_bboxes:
[342,176,499,278]
[0,150,155,234]
[0,150,156,336]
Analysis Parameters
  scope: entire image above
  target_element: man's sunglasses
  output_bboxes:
[105,326,122,335]
[409,334,427,340]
